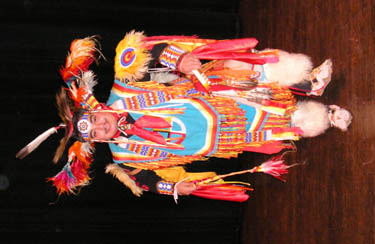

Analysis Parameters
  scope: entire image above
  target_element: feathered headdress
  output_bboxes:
[16,30,156,195]
[16,36,102,195]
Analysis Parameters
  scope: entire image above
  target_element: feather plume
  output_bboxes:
[105,163,143,197]
[16,125,61,159]
[47,159,91,195]
[68,141,95,164]
[195,155,292,185]
[79,70,97,93]
[60,36,99,83]
[255,156,290,182]
[189,155,295,202]
[67,71,98,106]
[48,141,94,195]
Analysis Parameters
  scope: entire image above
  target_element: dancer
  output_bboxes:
[16,31,351,202]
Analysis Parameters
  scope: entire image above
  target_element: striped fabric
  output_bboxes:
[158,45,186,70]
[81,93,100,110]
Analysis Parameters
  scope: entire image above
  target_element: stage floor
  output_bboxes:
[239,1,375,243]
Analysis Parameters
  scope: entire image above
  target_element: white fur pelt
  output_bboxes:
[150,72,180,84]
[263,49,313,87]
[291,100,330,138]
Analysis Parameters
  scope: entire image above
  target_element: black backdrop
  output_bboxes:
[0,0,252,242]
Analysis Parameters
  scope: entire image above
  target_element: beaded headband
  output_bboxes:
[77,112,91,141]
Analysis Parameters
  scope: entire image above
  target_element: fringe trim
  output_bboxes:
[123,155,209,170]
[126,80,190,96]
[204,96,247,158]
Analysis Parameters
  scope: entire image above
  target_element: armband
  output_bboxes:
[156,180,175,195]
[158,45,187,71]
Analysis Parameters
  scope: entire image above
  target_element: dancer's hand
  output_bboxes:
[179,53,202,75]
[176,181,196,195]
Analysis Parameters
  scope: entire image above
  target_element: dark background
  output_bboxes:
[1,0,374,243]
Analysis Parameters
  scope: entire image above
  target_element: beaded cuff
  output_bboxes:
[158,45,186,71]
[156,180,175,195]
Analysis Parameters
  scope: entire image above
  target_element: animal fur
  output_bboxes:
[150,72,180,84]
[105,163,144,197]
[263,49,313,87]
[291,100,331,138]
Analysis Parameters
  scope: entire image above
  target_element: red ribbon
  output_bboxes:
[120,115,171,145]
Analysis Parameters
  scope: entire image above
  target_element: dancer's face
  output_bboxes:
[78,111,118,141]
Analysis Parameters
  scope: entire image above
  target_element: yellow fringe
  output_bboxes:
[126,80,190,97]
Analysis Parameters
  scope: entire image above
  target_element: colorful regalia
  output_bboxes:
[16,30,301,202]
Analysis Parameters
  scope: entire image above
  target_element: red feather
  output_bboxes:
[59,37,97,83]
[192,38,258,55]
[48,141,94,195]
[47,158,91,195]
[192,184,252,202]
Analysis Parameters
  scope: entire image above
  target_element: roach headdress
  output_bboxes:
[16,30,156,196]
[16,36,103,195]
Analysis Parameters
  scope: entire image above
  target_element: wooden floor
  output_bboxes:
[239,0,375,243]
